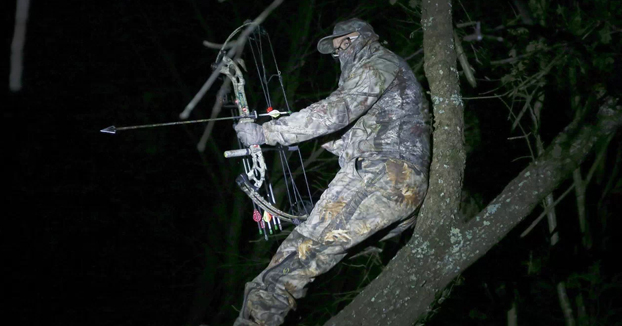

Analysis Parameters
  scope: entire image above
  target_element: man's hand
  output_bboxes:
[234,122,266,146]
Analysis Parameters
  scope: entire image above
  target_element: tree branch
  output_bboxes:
[179,0,284,119]
[323,98,620,325]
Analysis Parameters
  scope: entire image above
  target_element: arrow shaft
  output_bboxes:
[101,110,291,134]
[115,115,241,131]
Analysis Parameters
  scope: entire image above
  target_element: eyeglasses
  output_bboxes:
[331,36,359,58]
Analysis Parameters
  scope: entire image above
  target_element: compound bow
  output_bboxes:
[100,22,312,240]
[210,23,313,239]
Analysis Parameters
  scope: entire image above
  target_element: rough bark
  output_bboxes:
[323,98,620,325]
[322,2,622,320]
[325,0,467,324]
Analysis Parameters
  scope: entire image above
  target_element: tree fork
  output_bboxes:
[324,102,619,326]
[324,22,621,326]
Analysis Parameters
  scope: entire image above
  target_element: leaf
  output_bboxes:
[526,40,538,53]
[469,309,488,320]
[569,8,583,33]
[593,56,614,71]
[599,24,612,44]
[501,74,515,85]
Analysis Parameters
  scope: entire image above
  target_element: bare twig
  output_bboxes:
[507,133,531,140]
[202,40,238,49]
[456,21,478,28]
[597,148,621,221]
[197,78,231,152]
[507,300,518,326]
[491,54,529,65]
[454,32,477,88]
[511,87,537,131]
[530,95,560,245]
[404,48,423,61]
[558,282,576,326]
[511,0,534,25]
[10,0,30,91]
[348,246,383,260]
[497,96,536,162]
[520,134,612,238]
[572,168,590,248]
[179,0,284,120]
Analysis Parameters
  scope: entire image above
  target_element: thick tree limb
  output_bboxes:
[324,80,619,326]
[322,0,620,323]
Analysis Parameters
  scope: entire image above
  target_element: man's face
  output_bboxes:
[332,32,360,57]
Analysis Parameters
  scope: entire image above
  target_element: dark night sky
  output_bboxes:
[6,1,621,325]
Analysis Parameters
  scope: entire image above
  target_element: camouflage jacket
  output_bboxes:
[262,34,431,172]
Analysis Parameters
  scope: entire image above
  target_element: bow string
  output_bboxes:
[215,23,313,238]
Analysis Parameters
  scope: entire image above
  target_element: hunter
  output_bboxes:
[233,18,431,326]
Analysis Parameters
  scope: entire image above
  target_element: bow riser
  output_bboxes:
[220,56,266,189]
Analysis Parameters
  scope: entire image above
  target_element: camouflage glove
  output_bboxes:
[234,122,266,146]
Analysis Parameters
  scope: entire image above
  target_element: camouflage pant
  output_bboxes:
[234,158,427,326]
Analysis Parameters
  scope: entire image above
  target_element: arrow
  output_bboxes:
[100,109,290,134]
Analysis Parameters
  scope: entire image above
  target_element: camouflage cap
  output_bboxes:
[317,18,377,54]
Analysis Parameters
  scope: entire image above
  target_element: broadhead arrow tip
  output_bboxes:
[100,126,117,134]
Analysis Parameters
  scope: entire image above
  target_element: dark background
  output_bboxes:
[6,0,621,325]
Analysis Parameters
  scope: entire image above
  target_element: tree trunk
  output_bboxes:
[324,103,620,326]
[323,19,621,326]
[325,0,467,324]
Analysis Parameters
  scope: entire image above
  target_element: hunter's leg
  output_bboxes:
[234,159,427,326]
